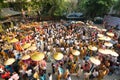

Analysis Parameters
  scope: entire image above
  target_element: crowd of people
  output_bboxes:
[0,20,120,80]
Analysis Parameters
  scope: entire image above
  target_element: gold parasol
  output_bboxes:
[97,34,104,37]
[21,55,30,60]
[4,58,15,65]
[106,32,114,37]
[88,45,98,51]
[22,43,31,49]
[104,42,113,47]
[53,52,63,60]
[31,52,45,61]
[89,57,101,65]
[9,38,19,43]
[28,44,37,51]
[72,50,80,56]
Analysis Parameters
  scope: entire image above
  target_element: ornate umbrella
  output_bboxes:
[110,51,119,57]
[31,52,45,61]
[53,52,63,60]
[4,58,15,65]
[101,29,107,32]
[98,49,112,55]
[22,43,31,49]
[88,45,98,51]
[21,55,30,60]
[106,32,114,37]
[72,50,80,56]
[98,36,111,41]
[89,57,101,65]
[104,42,113,47]
[28,44,37,51]
[97,34,104,38]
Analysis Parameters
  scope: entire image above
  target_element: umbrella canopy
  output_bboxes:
[88,45,98,51]
[106,32,114,37]
[53,52,63,60]
[98,36,111,41]
[101,29,107,32]
[97,34,104,37]
[110,51,119,57]
[9,38,19,43]
[31,52,45,61]
[22,43,31,49]
[98,49,112,55]
[21,55,30,60]
[28,44,37,51]
[4,58,15,65]
[89,57,101,65]
[72,50,80,56]
[104,42,113,47]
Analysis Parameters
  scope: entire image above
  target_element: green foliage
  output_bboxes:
[83,0,115,18]
[113,0,120,11]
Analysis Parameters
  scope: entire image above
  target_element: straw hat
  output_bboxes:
[31,52,45,61]
[53,52,63,60]
[4,58,15,65]
[89,57,101,65]
[71,50,80,56]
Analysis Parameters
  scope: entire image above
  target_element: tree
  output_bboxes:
[113,0,120,14]
[84,0,115,18]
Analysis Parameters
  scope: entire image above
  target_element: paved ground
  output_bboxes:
[46,59,120,80]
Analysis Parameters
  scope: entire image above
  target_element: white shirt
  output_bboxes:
[26,69,32,76]
[67,77,71,80]
[49,75,52,80]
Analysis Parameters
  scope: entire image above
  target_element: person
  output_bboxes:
[48,73,52,80]
[66,74,71,80]
[70,62,76,73]
[64,69,70,79]
[9,72,19,80]
[25,69,33,80]
[1,71,10,80]
[77,63,83,77]
[51,63,55,74]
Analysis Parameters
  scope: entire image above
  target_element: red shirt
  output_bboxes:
[1,72,10,79]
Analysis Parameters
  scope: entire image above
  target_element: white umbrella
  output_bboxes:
[97,34,104,37]
[89,57,101,65]
[106,32,114,37]
[104,42,113,47]
[88,45,98,51]
[4,58,15,65]
[72,50,80,56]
[110,51,119,57]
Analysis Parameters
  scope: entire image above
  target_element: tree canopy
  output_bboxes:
[0,0,119,19]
